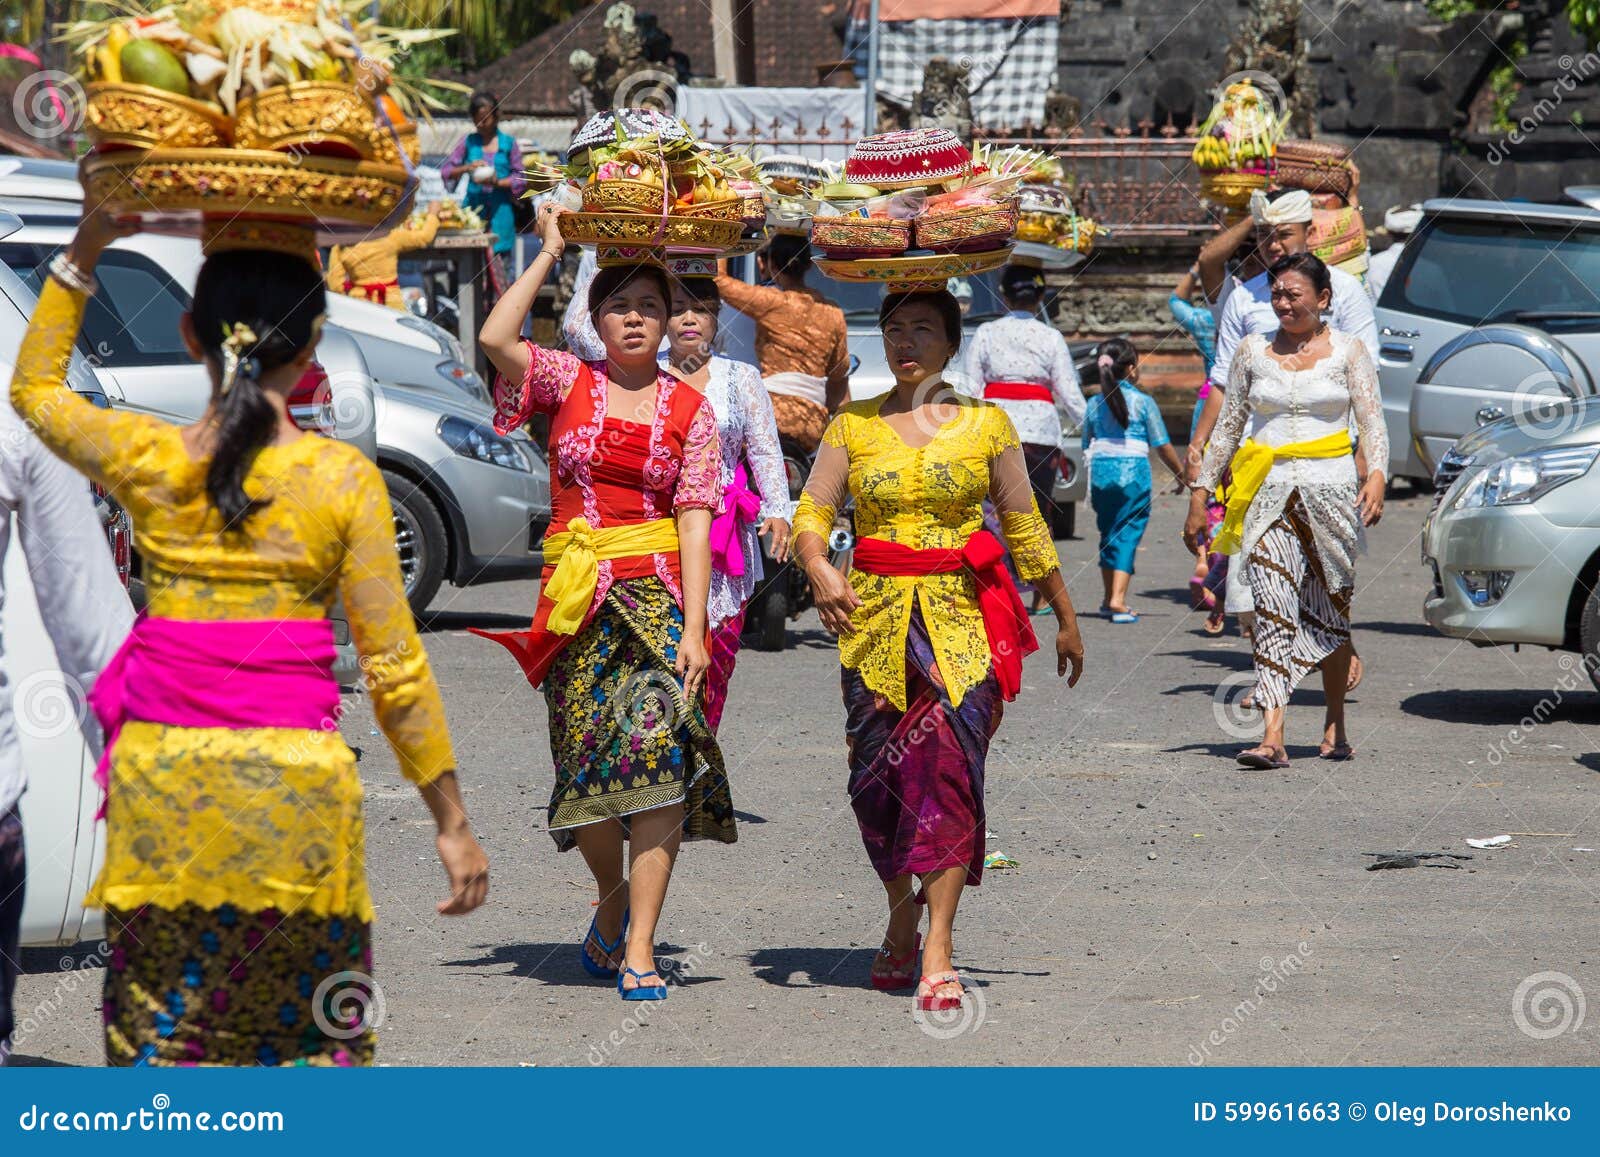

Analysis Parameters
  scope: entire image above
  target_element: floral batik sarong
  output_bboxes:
[541,577,736,850]
[842,610,1000,888]
[103,902,375,1067]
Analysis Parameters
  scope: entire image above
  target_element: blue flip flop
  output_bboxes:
[618,966,669,1001]
[1110,611,1140,624]
[579,908,629,979]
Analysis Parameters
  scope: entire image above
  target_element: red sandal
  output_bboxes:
[870,933,922,991]
[914,971,965,1012]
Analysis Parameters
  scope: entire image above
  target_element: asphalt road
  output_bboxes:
[14,486,1600,1066]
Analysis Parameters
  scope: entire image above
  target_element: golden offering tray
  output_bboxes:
[81,148,413,244]
[815,247,1013,291]
[558,211,744,253]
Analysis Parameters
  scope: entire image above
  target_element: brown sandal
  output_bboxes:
[1236,744,1290,769]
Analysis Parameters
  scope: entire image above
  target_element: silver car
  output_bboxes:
[1378,197,1600,482]
[1421,399,1600,685]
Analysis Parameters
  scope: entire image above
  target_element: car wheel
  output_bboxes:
[749,578,789,652]
[1579,584,1600,692]
[1051,500,1076,541]
[382,468,447,614]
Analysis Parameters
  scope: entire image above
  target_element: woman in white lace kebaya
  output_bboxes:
[564,254,791,731]
[1185,254,1387,769]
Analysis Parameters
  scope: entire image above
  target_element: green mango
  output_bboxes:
[121,39,191,97]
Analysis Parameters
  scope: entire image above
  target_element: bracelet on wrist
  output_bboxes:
[49,252,98,296]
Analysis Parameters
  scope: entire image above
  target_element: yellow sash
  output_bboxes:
[1212,431,1352,555]
[542,517,680,634]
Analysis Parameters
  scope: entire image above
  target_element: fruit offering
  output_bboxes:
[60,1,464,118]
[1190,78,1286,174]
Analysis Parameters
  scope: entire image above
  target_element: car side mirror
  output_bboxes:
[848,354,861,375]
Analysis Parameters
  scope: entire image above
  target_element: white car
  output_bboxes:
[0,240,119,948]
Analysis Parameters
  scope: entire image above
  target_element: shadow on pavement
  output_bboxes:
[1401,688,1600,726]
[748,947,1043,990]
[444,942,722,988]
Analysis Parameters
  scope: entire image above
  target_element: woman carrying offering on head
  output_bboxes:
[564,252,791,732]
[10,209,489,1066]
[478,204,734,1002]
[792,287,1085,1013]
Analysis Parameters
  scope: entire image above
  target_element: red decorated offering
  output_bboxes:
[845,128,972,190]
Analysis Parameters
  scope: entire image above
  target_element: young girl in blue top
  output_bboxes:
[1082,339,1185,622]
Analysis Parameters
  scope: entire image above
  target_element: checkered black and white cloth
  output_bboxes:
[845,16,1060,131]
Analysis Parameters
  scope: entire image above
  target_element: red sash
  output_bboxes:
[852,530,1037,702]
[983,380,1053,404]
[344,278,399,302]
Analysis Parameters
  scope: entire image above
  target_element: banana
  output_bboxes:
[96,45,121,83]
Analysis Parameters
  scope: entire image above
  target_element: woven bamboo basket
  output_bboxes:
[1274,157,1354,200]
[234,83,378,160]
[582,179,669,214]
[679,197,744,222]
[84,83,231,151]
[810,216,912,259]
[915,199,1020,254]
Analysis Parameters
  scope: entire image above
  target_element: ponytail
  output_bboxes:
[191,249,326,529]
[1096,337,1138,429]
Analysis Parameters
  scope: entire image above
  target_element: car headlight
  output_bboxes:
[1452,445,1600,509]
[437,415,531,472]
[436,359,490,405]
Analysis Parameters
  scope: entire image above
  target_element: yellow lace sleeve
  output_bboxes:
[989,406,1059,580]
[792,415,851,542]
[1000,509,1059,581]
[9,277,170,509]
[335,451,456,784]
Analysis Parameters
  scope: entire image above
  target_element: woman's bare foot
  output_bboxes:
[870,904,922,987]
[584,893,627,972]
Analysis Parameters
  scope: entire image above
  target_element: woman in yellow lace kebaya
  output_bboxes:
[792,289,1085,1014]
[10,208,489,1067]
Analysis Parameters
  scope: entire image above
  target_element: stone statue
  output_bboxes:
[914,57,973,143]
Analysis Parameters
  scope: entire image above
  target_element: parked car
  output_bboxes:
[1421,399,1600,687]
[719,257,1087,537]
[1377,196,1600,482]
[0,182,548,613]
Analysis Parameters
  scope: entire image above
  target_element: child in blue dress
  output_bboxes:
[1082,339,1185,622]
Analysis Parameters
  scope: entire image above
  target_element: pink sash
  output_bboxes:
[709,460,761,578]
[88,615,343,817]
